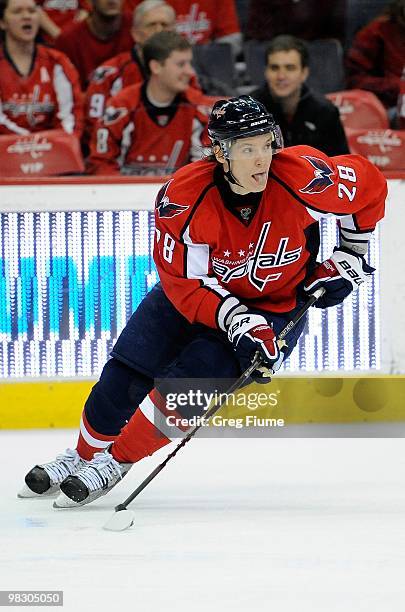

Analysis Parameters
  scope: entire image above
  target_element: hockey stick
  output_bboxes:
[103,287,325,531]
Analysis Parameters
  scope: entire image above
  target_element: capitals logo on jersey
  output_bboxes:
[299,156,335,194]
[103,105,127,125]
[156,181,189,219]
[212,221,302,291]
[91,65,118,84]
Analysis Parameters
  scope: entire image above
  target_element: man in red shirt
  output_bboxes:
[0,0,83,136]
[170,0,241,51]
[85,0,176,138]
[346,0,405,109]
[19,97,387,507]
[124,0,242,52]
[87,30,208,175]
[55,0,133,88]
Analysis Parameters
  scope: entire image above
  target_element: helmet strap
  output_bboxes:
[217,140,244,188]
[223,159,243,188]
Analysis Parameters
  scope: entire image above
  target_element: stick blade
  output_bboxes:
[103,509,135,532]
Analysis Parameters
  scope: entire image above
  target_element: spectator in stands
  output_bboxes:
[251,35,349,156]
[0,0,83,136]
[247,0,345,44]
[85,0,176,138]
[87,31,208,175]
[346,0,405,111]
[37,0,88,44]
[124,0,242,54]
[55,0,133,89]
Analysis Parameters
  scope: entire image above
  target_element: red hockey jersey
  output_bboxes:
[154,147,387,330]
[88,83,209,175]
[55,16,133,89]
[37,0,88,35]
[0,44,83,136]
[124,0,240,44]
[85,49,145,130]
[85,49,201,140]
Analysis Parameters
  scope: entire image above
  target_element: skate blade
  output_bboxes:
[53,491,85,509]
[103,509,135,532]
[18,484,59,499]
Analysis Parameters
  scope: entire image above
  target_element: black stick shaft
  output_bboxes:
[115,288,324,512]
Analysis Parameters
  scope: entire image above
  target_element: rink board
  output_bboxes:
[1,177,405,429]
[0,376,404,429]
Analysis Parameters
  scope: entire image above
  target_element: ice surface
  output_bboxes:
[1,429,405,612]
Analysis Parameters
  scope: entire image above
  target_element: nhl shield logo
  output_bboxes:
[240,207,252,220]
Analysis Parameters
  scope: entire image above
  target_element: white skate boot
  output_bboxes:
[18,448,86,498]
[54,450,132,508]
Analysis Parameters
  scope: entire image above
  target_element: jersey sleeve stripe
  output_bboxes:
[217,297,248,332]
[119,121,135,169]
[339,226,375,235]
[183,226,230,298]
[183,225,210,278]
[53,63,75,134]
[339,227,373,254]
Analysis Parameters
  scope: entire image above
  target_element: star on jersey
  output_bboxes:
[223,250,231,257]
[156,180,190,219]
[299,156,335,194]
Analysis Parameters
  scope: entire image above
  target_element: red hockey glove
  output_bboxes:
[227,313,284,383]
[304,247,375,308]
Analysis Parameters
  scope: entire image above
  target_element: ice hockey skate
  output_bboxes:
[18,448,86,498]
[53,449,132,508]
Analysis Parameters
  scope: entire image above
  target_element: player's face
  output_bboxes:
[93,0,123,19]
[132,6,175,45]
[217,133,274,194]
[0,0,39,42]
[265,50,309,99]
[154,49,195,93]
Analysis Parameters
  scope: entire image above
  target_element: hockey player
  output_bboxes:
[0,0,83,136]
[87,30,208,175]
[19,96,387,507]
[85,0,176,140]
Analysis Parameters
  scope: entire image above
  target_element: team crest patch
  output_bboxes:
[157,114,169,126]
[299,156,335,194]
[240,207,252,220]
[156,181,189,218]
[212,105,226,118]
[103,106,128,125]
[91,66,117,83]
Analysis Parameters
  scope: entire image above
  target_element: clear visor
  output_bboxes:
[221,126,284,160]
